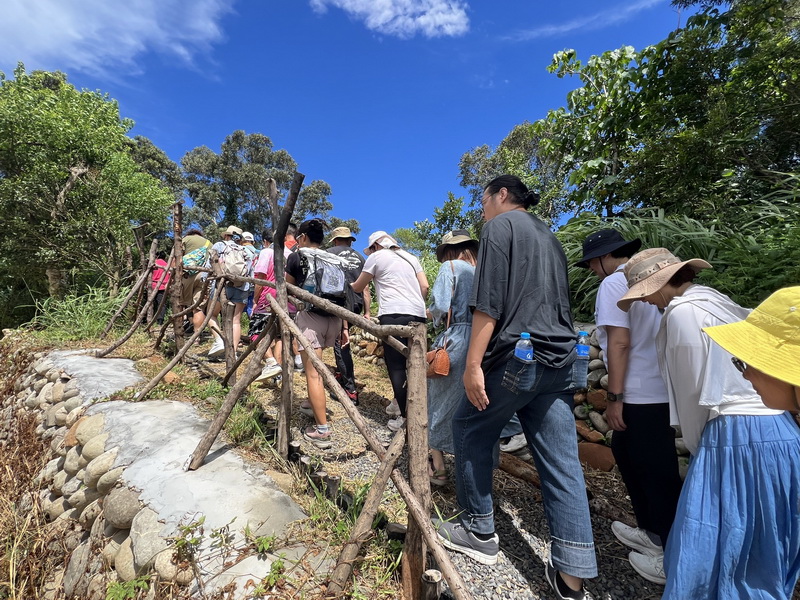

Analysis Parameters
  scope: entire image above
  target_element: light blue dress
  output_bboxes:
[427,260,474,454]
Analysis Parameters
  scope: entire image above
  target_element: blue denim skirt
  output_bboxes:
[663,412,800,599]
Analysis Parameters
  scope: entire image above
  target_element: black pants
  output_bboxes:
[611,402,683,547]
[379,313,426,416]
[333,327,356,394]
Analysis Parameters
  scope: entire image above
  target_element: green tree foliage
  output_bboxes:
[0,65,173,311]
[181,130,335,235]
[126,135,184,201]
[408,192,475,252]
[458,123,569,225]
[532,0,800,221]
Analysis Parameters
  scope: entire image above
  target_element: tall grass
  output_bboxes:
[24,285,130,342]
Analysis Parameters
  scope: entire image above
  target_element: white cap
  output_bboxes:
[242,231,254,242]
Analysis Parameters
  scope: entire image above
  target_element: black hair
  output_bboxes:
[184,228,204,237]
[262,230,274,244]
[484,175,539,209]
[297,219,325,245]
[156,251,167,260]
[287,222,298,236]
[667,265,699,287]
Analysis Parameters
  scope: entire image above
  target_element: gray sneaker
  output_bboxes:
[499,433,527,453]
[545,559,595,600]
[433,519,498,565]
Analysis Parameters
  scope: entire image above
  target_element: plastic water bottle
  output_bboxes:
[514,332,535,363]
[575,330,590,389]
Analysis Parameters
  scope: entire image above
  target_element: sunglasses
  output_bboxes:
[731,357,747,374]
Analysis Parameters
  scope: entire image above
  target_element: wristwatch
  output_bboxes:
[607,392,624,403]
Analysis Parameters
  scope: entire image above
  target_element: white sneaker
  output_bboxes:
[628,551,666,585]
[611,521,663,557]
[207,339,225,358]
[254,361,281,384]
[387,417,406,432]
[385,401,401,417]
[499,433,527,453]
[294,354,305,372]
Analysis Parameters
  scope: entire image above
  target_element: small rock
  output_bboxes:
[115,537,137,582]
[64,417,85,447]
[81,433,109,462]
[131,507,169,571]
[67,487,102,511]
[101,529,130,568]
[64,396,83,412]
[75,414,105,445]
[586,389,608,412]
[162,371,180,385]
[41,566,64,600]
[589,345,601,360]
[588,411,610,435]
[87,571,118,600]
[34,360,54,376]
[51,471,69,496]
[97,467,125,495]
[45,367,62,383]
[154,550,194,585]
[587,368,607,388]
[37,457,62,487]
[588,358,605,371]
[64,446,83,476]
[79,498,103,529]
[85,448,118,489]
[61,476,82,499]
[104,487,141,529]
[65,406,83,428]
[45,497,72,522]
[54,406,68,427]
[600,374,609,390]
[575,421,605,443]
[573,405,590,420]
[62,387,80,401]
[577,442,615,471]
[51,382,65,404]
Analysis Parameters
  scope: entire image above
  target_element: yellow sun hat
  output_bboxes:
[703,286,800,387]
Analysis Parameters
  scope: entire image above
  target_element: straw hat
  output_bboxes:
[704,286,800,387]
[576,229,641,268]
[616,248,711,311]
[329,226,356,243]
[435,229,479,262]
[223,225,243,237]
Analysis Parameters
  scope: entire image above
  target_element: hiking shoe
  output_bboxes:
[434,519,498,566]
[499,433,527,453]
[387,417,406,432]
[545,559,595,600]
[611,522,663,557]
[253,361,281,384]
[207,339,225,359]
[333,389,359,406]
[302,425,332,449]
[385,400,401,417]
[628,551,666,585]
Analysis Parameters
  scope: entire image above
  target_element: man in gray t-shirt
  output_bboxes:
[435,175,597,600]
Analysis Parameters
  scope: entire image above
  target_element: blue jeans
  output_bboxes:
[452,358,597,579]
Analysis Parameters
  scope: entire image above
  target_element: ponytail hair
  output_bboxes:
[297,218,326,244]
[484,175,539,209]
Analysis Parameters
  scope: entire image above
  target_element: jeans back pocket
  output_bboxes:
[501,357,538,395]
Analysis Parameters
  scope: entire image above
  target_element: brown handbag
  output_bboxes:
[426,262,455,379]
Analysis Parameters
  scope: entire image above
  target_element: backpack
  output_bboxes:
[182,240,211,276]
[220,242,250,281]
[330,247,365,314]
[298,248,360,311]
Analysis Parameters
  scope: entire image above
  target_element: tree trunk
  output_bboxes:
[45,267,68,299]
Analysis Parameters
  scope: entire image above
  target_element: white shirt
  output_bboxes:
[595,268,668,405]
[362,249,426,318]
[656,284,783,455]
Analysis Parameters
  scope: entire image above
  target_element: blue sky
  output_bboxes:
[1,0,689,246]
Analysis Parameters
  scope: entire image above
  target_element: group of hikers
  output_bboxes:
[163,174,800,600]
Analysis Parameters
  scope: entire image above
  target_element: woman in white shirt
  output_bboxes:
[618,249,800,600]
[351,231,428,430]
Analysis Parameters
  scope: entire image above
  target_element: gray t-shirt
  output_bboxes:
[470,209,576,372]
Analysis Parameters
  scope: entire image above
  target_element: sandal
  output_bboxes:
[430,468,448,487]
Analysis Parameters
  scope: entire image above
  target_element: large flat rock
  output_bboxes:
[48,350,143,401]
[86,400,305,538]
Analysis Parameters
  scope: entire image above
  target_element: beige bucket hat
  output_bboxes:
[617,248,711,312]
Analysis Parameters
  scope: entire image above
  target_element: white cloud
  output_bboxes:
[0,0,234,77]
[509,0,665,41]
[309,0,469,38]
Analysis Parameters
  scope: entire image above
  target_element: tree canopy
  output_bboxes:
[0,64,174,302]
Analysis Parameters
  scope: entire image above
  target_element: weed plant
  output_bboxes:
[23,285,130,342]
